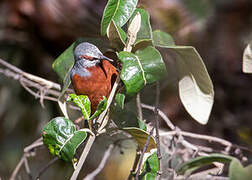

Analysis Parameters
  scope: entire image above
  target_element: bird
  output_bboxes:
[70,42,118,114]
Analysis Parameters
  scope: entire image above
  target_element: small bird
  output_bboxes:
[70,42,118,114]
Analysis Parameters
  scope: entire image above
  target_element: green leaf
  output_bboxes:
[130,8,152,49]
[52,42,75,83]
[144,152,159,172]
[142,173,156,180]
[42,117,87,162]
[229,158,252,180]
[243,41,252,73]
[111,101,139,128]
[107,20,127,50]
[118,46,167,95]
[154,41,214,124]
[177,153,234,175]
[138,118,147,131]
[122,127,156,152]
[131,8,153,51]
[152,34,213,124]
[172,46,214,124]
[152,30,175,47]
[67,94,91,120]
[101,0,138,35]
[140,152,159,179]
[115,93,126,109]
[90,96,107,120]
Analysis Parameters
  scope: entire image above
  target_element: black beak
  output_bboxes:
[100,55,114,62]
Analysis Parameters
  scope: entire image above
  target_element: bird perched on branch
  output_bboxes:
[70,42,118,114]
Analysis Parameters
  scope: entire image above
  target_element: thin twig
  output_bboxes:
[83,144,114,180]
[70,135,96,180]
[35,157,59,180]
[135,127,155,180]
[141,103,175,130]
[23,158,32,180]
[127,148,141,180]
[0,58,60,90]
[10,155,26,180]
[136,93,143,121]
[154,82,162,177]
[160,130,232,149]
[10,138,44,180]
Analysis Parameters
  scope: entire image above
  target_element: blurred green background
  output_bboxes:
[0,0,252,179]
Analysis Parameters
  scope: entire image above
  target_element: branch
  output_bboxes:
[141,103,175,130]
[154,82,162,177]
[35,157,59,180]
[0,58,62,107]
[135,126,155,179]
[10,138,44,180]
[136,93,143,121]
[83,144,114,180]
[160,130,232,151]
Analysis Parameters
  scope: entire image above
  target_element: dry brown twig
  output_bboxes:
[10,138,44,180]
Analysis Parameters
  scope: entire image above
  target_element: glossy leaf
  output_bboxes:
[42,117,87,162]
[67,94,91,120]
[101,0,138,35]
[115,93,126,109]
[177,153,234,175]
[243,41,252,73]
[140,152,159,179]
[118,46,167,95]
[229,158,252,180]
[90,96,107,120]
[122,127,156,152]
[152,30,175,47]
[130,8,152,50]
[107,20,127,50]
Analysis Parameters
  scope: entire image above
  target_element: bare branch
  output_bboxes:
[136,93,143,121]
[10,138,44,180]
[154,82,162,178]
[83,144,114,180]
[160,130,232,150]
[35,157,59,180]
[141,103,175,130]
[10,155,26,180]
[135,126,155,180]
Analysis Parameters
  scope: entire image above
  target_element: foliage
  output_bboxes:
[44,0,220,178]
[139,152,159,179]
[178,154,252,180]
[42,117,87,162]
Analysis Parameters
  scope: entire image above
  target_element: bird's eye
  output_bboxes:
[80,55,94,60]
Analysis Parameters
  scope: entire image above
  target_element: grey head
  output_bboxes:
[71,42,113,79]
[74,42,113,62]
